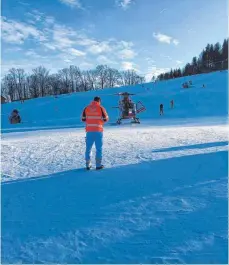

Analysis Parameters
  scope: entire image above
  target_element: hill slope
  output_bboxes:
[1,70,228,132]
[1,70,228,263]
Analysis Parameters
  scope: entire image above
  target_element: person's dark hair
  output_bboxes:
[94,96,101,102]
[13,109,19,113]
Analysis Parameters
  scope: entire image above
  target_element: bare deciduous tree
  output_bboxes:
[32,66,50,97]
[95,65,109,89]
[1,64,145,101]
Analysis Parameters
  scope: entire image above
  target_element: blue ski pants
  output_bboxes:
[85,132,103,167]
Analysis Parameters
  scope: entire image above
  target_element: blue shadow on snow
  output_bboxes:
[1,150,228,263]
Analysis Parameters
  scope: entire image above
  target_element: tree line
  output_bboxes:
[156,38,228,81]
[1,65,145,101]
[2,38,228,101]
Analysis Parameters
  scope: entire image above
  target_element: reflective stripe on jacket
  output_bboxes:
[81,101,109,132]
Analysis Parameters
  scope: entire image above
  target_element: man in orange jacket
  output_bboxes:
[81,96,109,170]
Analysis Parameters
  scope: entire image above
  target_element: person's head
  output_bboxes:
[94,96,101,103]
[13,109,19,114]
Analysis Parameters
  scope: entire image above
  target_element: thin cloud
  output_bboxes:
[153,33,172,44]
[4,47,22,52]
[160,54,172,60]
[26,10,55,26]
[43,43,56,51]
[120,40,134,48]
[27,12,42,22]
[118,48,136,59]
[97,55,116,65]
[41,22,135,60]
[48,24,77,49]
[116,0,134,10]
[18,1,30,6]
[1,16,46,44]
[68,48,86,56]
[188,28,196,34]
[25,50,47,59]
[145,67,170,82]
[64,59,72,63]
[122,61,138,71]
[79,62,94,69]
[146,57,155,64]
[1,58,56,75]
[25,50,39,57]
[2,9,141,75]
[173,39,179,45]
[45,16,55,25]
[59,0,82,9]
[160,8,167,14]
[87,42,112,54]
[153,32,179,46]
[86,39,137,63]
[27,19,36,25]
[75,38,97,46]
[116,40,136,59]
[1,16,86,59]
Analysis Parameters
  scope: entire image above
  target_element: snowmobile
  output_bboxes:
[112,92,146,125]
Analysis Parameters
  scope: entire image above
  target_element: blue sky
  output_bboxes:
[1,0,228,80]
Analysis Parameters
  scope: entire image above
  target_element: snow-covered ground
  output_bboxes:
[1,119,228,183]
[1,71,228,263]
[1,71,228,133]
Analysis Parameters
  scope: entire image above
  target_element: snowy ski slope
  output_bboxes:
[1,70,228,263]
[1,70,228,132]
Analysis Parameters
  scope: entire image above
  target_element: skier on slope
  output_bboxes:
[81,96,109,170]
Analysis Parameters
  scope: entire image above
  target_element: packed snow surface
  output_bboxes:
[1,71,228,263]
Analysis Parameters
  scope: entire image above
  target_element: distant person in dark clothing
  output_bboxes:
[160,104,164,115]
[9,109,21,124]
[170,100,174,109]
[122,96,132,116]
[182,82,189,88]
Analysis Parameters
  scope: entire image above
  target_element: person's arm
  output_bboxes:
[101,107,109,122]
[81,107,87,122]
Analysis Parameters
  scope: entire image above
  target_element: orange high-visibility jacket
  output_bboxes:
[81,101,109,132]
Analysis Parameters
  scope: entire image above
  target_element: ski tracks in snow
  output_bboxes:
[1,123,228,182]
[1,121,228,263]
[2,177,227,263]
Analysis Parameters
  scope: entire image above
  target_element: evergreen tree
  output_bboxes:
[212,42,221,69]
[154,38,227,82]
[169,69,174,79]
[177,68,182,77]
[183,63,192,76]
[203,44,211,70]
[173,69,177,78]
[192,57,198,74]
[221,39,228,69]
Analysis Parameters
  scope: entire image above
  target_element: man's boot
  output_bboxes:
[86,161,92,170]
[96,159,104,170]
